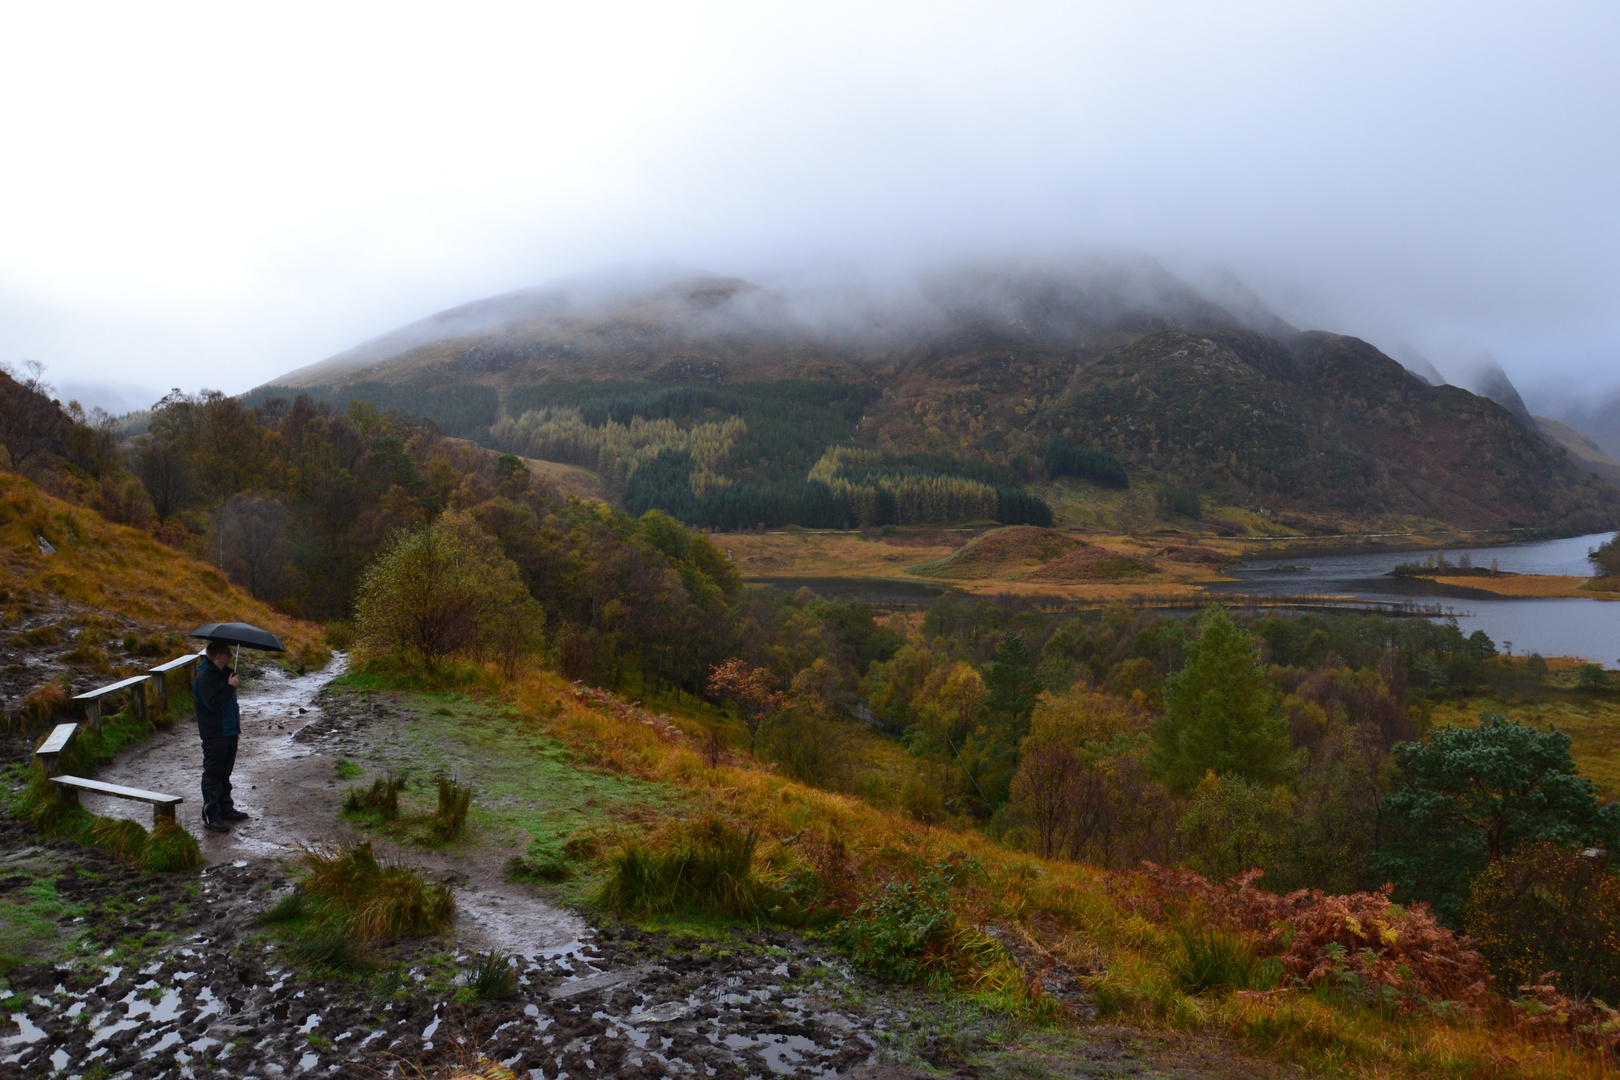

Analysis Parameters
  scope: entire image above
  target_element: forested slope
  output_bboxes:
[252,265,1620,535]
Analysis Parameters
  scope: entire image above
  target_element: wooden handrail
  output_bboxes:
[70,649,205,734]
[148,651,205,719]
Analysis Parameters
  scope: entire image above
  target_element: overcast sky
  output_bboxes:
[1,1,1616,413]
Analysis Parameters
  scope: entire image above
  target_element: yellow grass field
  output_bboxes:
[725,525,1236,603]
[1427,692,1620,796]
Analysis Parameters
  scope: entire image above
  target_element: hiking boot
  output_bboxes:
[223,809,250,822]
[203,818,231,834]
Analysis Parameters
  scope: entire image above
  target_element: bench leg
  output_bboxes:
[56,784,78,807]
[83,700,102,737]
[153,803,176,825]
[151,676,169,720]
[130,678,149,721]
[33,752,60,779]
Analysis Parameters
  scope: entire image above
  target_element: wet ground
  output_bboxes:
[2,658,1281,1079]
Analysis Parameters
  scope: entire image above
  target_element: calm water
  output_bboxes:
[1211,532,1620,665]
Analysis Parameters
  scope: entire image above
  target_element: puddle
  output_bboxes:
[2,1012,47,1046]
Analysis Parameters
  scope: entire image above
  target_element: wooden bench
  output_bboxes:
[147,651,205,719]
[73,674,152,734]
[50,775,183,824]
[33,722,77,778]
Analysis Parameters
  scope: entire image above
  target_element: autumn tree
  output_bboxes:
[0,361,69,474]
[707,657,785,755]
[355,510,539,671]
[208,494,293,600]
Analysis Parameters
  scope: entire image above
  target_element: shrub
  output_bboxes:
[13,680,71,730]
[1464,843,1620,1001]
[598,816,765,919]
[1110,864,1492,1010]
[1576,664,1611,690]
[1155,483,1202,519]
[834,862,1007,990]
[353,511,539,671]
[299,843,454,940]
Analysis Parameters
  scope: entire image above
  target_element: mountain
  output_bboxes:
[253,261,1620,535]
[1541,386,1620,463]
[1450,351,1536,427]
[1533,414,1620,488]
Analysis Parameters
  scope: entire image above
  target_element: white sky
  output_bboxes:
[1,1,1617,412]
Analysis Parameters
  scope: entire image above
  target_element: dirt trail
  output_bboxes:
[87,655,588,957]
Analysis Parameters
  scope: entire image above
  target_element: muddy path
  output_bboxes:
[84,656,586,958]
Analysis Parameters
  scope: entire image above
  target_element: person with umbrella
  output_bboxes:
[190,622,284,834]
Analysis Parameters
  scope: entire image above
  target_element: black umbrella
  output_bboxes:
[189,622,286,660]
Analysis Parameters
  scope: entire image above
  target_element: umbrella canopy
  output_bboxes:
[188,622,286,652]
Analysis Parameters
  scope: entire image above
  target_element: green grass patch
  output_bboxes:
[333,690,681,901]
[334,759,363,780]
[0,875,81,971]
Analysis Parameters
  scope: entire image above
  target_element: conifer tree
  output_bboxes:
[1149,607,1290,792]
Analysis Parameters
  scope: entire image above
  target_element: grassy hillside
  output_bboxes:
[0,471,328,714]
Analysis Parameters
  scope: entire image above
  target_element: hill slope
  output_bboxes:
[254,263,1620,535]
[0,472,327,716]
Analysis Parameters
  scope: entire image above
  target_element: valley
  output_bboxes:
[4,265,1620,1080]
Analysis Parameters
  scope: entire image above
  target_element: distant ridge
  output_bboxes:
[253,259,1620,535]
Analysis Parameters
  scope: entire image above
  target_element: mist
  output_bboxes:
[2,2,1617,414]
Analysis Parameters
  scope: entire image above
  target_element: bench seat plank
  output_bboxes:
[50,775,182,805]
[73,675,151,701]
[36,723,77,757]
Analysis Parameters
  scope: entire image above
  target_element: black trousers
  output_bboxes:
[200,735,238,822]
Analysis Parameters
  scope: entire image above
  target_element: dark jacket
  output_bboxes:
[194,660,241,739]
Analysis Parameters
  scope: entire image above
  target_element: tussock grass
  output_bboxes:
[1174,928,1279,994]
[88,817,147,863]
[9,680,71,731]
[468,951,517,1000]
[344,773,406,822]
[598,816,766,920]
[423,774,472,843]
[257,892,310,925]
[299,842,454,941]
[504,853,570,884]
[288,932,376,973]
[141,819,203,871]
